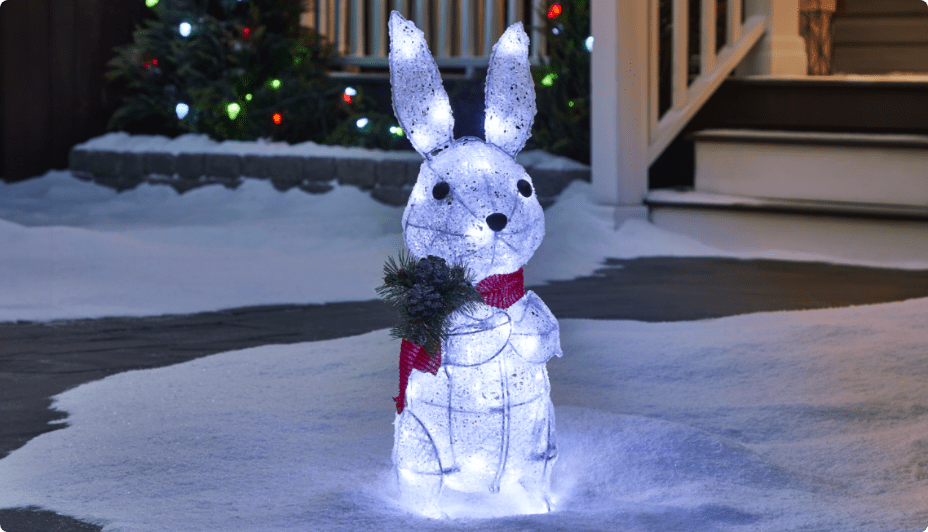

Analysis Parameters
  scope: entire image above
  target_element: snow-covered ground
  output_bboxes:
[2,170,925,322]
[1,302,927,530]
[2,170,927,530]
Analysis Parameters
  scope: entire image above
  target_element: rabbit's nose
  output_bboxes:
[486,213,508,232]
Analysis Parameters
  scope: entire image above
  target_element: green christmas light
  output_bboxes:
[389,125,404,137]
[245,94,253,101]
[568,100,575,107]
[270,79,281,89]
[145,0,158,7]
[541,73,557,87]
[227,102,241,120]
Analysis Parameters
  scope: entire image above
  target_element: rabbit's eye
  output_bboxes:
[432,181,450,200]
[517,179,532,198]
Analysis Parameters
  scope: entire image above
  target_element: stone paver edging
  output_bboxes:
[68,132,590,206]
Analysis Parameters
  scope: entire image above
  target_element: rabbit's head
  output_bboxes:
[389,11,543,282]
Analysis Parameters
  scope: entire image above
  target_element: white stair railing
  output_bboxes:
[591,0,769,213]
[303,0,548,70]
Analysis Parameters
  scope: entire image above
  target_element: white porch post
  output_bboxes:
[591,0,649,221]
[738,0,807,75]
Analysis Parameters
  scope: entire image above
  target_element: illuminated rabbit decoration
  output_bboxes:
[388,11,562,516]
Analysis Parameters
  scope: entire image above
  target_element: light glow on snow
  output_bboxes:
[2,299,928,529]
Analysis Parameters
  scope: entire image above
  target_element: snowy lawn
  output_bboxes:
[3,171,925,322]
[1,301,927,530]
[2,171,927,530]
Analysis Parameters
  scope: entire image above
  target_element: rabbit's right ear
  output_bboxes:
[389,11,455,157]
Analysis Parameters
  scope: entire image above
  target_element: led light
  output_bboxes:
[245,93,252,101]
[272,112,282,124]
[547,3,562,19]
[270,79,281,89]
[242,27,250,38]
[585,35,594,52]
[551,26,560,35]
[342,93,353,104]
[389,126,404,136]
[344,86,357,97]
[541,73,557,86]
[568,100,575,107]
[356,117,369,129]
[226,102,241,120]
[179,22,192,37]
[151,59,158,66]
[175,103,189,119]
[145,0,158,7]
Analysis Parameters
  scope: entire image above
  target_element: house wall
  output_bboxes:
[0,0,148,182]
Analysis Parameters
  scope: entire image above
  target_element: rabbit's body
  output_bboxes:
[388,12,562,514]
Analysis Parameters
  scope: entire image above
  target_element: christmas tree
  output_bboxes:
[531,0,591,164]
[106,0,359,143]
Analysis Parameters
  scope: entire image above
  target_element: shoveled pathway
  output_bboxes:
[2,257,928,531]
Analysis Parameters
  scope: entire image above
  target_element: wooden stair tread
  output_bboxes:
[646,188,928,221]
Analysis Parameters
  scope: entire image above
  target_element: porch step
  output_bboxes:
[645,189,928,264]
[689,129,928,206]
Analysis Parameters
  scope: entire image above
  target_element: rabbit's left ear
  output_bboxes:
[484,23,536,157]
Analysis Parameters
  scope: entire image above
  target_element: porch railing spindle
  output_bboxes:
[729,0,742,45]
[483,0,494,56]
[702,0,716,73]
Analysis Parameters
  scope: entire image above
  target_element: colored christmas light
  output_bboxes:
[227,103,241,120]
[243,27,251,38]
[145,0,158,7]
[272,112,282,124]
[342,93,353,104]
[175,103,190,119]
[245,93,253,101]
[151,59,158,66]
[541,72,557,86]
[179,22,192,37]
[568,100,575,107]
[270,79,281,89]
[547,4,562,19]
[389,125,404,136]
[143,61,152,69]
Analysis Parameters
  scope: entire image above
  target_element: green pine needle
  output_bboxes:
[376,251,483,357]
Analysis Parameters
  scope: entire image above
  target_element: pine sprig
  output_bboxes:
[376,250,483,357]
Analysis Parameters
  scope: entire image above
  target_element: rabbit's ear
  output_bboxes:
[388,11,454,157]
[484,23,535,157]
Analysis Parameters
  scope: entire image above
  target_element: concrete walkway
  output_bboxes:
[2,256,928,531]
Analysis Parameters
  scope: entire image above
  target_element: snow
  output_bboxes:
[1,300,927,530]
[2,166,928,530]
[3,170,926,323]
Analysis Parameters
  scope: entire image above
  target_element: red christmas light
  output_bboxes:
[243,27,251,38]
[272,112,282,125]
[342,93,353,104]
[547,3,562,18]
[151,59,158,66]
[143,61,151,69]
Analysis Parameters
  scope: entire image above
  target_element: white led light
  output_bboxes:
[344,86,357,97]
[175,102,189,119]
[356,117,369,129]
[585,35,594,52]
[389,12,560,517]
[179,22,192,37]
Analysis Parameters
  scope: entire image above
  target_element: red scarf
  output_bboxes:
[393,268,525,414]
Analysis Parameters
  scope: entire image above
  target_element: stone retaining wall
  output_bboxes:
[68,145,589,207]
